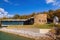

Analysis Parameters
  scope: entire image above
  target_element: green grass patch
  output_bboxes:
[0,31,34,40]
[34,23,54,29]
[7,24,55,29]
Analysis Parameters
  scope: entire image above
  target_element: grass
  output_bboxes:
[0,31,34,40]
[6,23,54,29]
[34,23,54,29]
[7,25,35,29]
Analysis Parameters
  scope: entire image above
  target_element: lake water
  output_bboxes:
[0,31,34,40]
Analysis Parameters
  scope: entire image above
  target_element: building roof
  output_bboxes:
[0,17,34,21]
[0,19,28,21]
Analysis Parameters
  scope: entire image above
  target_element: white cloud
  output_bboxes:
[4,0,19,6]
[4,0,12,4]
[7,14,14,17]
[4,0,9,3]
[46,0,55,4]
[0,8,8,17]
[45,0,60,6]
[0,8,13,18]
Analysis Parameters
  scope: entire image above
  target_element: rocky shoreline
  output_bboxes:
[0,28,54,40]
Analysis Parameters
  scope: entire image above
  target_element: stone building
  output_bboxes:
[34,14,47,25]
[0,14,47,26]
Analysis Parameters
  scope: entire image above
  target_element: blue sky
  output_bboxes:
[0,0,60,17]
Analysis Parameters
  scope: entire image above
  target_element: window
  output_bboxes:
[42,20,46,22]
[39,20,41,22]
[44,20,46,22]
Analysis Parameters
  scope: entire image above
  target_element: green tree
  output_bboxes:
[31,13,36,17]
[48,10,54,20]
[13,14,20,19]
[54,9,60,19]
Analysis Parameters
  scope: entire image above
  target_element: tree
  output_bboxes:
[2,17,8,19]
[49,10,54,16]
[54,9,60,20]
[31,13,36,17]
[13,14,20,19]
[48,10,54,20]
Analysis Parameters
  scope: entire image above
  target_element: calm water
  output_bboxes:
[0,31,34,40]
[1,21,24,25]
